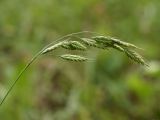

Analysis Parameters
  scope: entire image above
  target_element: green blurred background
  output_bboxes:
[0,0,160,120]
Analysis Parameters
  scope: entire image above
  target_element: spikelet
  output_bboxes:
[110,37,141,49]
[92,36,141,49]
[60,54,88,62]
[112,44,124,52]
[92,36,112,44]
[61,41,87,50]
[81,38,109,49]
[81,38,97,47]
[42,42,63,54]
[124,49,148,66]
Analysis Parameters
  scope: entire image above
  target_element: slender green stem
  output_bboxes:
[0,31,97,107]
[0,51,42,106]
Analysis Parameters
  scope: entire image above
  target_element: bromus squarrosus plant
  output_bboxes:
[0,31,148,106]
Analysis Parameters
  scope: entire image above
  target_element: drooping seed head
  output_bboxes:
[92,36,141,49]
[124,49,148,66]
[61,41,87,50]
[60,54,88,62]
[110,37,141,49]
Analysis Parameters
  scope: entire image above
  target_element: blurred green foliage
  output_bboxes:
[0,0,160,120]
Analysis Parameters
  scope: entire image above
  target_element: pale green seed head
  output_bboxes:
[112,44,124,52]
[61,41,87,50]
[92,36,112,44]
[92,36,141,49]
[42,42,63,54]
[124,49,148,66]
[60,54,88,62]
[81,38,109,50]
[81,38,97,47]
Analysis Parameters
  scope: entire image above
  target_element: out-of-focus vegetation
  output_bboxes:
[0,0,160,120]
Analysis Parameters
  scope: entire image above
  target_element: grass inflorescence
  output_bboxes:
[0,31,148,107]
